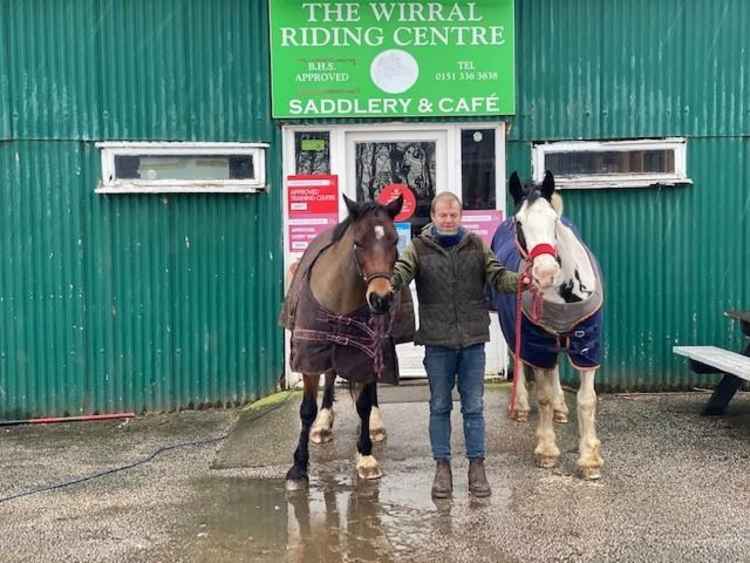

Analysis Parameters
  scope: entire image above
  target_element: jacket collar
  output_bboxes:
[419,223,471,254]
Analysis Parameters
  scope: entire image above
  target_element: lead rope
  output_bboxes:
[507,263,545,417]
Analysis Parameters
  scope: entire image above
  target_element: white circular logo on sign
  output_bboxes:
[370,49,419,94]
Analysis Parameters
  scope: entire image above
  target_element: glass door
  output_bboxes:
[346,130,450,377]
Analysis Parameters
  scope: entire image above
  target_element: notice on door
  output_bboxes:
[462,210,503,248]
[287,175,339,255]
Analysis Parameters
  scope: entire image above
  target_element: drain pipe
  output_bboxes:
[0,413,135,427]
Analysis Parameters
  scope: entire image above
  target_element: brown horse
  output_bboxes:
[281,194,404,491]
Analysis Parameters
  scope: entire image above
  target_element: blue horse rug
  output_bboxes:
[490,218,604,370]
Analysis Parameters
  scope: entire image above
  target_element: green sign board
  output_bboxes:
[300,138,326,151]
[269,1,516,118]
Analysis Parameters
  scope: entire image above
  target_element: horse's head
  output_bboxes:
[342,194,404,314]
[510,171,563,289]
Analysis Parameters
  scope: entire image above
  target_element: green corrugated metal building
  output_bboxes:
[1,0,748,419]
[1,0,284,418]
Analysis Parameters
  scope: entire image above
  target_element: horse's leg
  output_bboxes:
[576,369,603,480]
[311,370,336,444]
[355,382,382,480]
[534,367,560,468]
[551,365,569,424]
[286,373,320,490]
[510,362,531,422]
[368,383,386,443]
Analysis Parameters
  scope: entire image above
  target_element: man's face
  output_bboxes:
[431,198,462,234]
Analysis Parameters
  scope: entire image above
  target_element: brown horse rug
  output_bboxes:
[279,229,415,385]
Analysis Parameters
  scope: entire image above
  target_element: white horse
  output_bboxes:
[494,171,604,480]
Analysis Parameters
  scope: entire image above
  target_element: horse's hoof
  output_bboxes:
[577,464,602,481]
[310,429,333,444]
[535,454,559,469]
[357,465,383,480]
[356,455,383,480]
[369,428,387,443]
[511,409,529,423]
[553,411,569,424]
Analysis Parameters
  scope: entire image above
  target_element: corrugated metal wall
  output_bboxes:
[509,0,750,390]
[0,1,283,418]
[0,0,9,140]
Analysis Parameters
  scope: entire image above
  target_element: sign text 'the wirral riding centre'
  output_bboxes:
[269,1,516,118]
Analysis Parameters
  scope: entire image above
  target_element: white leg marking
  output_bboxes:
[534,367,560,468]
[511,362,531,422]
[369,406,386,442]
[576,369,603,480]
[552,365,569,424]
[310,407,334,444]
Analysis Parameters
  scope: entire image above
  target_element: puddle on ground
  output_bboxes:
[177,462,511,562]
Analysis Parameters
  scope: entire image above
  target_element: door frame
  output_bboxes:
[281,121,508,384]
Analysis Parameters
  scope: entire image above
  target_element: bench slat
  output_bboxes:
[673,346,750,380]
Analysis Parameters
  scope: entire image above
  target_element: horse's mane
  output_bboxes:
[331,201,386,242]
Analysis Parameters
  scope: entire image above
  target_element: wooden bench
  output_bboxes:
[672,310,750,415]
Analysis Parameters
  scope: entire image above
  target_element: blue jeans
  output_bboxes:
[423,344,486,461]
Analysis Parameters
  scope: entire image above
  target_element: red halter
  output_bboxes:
[528,243,557,260]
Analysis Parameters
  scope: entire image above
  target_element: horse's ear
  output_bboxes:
[384,194,403,220]
[541,171,555,200]
[509,171,524,205]
[342,194,359,218]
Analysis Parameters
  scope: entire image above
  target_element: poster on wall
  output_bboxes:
[462,209,503,248]
[287,175,339,255]
[376,183,417,222]
[269,0,516,118]
[395,222,412,254]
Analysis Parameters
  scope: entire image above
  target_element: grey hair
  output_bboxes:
[430,191,463,214]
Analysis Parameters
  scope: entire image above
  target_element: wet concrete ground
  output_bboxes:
[1,383,750,562]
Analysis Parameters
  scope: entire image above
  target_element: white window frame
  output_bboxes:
[96,141,269,194]
[532,138,690,189]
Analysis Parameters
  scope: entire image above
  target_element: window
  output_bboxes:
[294,131,330,175]
[354,140,437,237]
[461,128,496,210]
[96,142,268,193]
[532,138,689,189]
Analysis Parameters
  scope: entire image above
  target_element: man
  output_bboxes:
[391,192,523,498]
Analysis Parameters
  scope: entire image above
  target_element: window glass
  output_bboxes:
[295,132,330,175]
[114,155,254,181]
[461,129,496,210]
[354,141,436,236]
[533,139,689,189]
[97,142,268,193]
[546,150,675,176]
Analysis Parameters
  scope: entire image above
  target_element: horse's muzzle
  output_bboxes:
[367,291,393,315]
[532,255,560,290]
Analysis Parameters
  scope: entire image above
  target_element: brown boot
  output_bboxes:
[431,459,453,499]
[468,458,491,497]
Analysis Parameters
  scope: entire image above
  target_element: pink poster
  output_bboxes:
[287,175,339,254]
[462,210,504,248]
